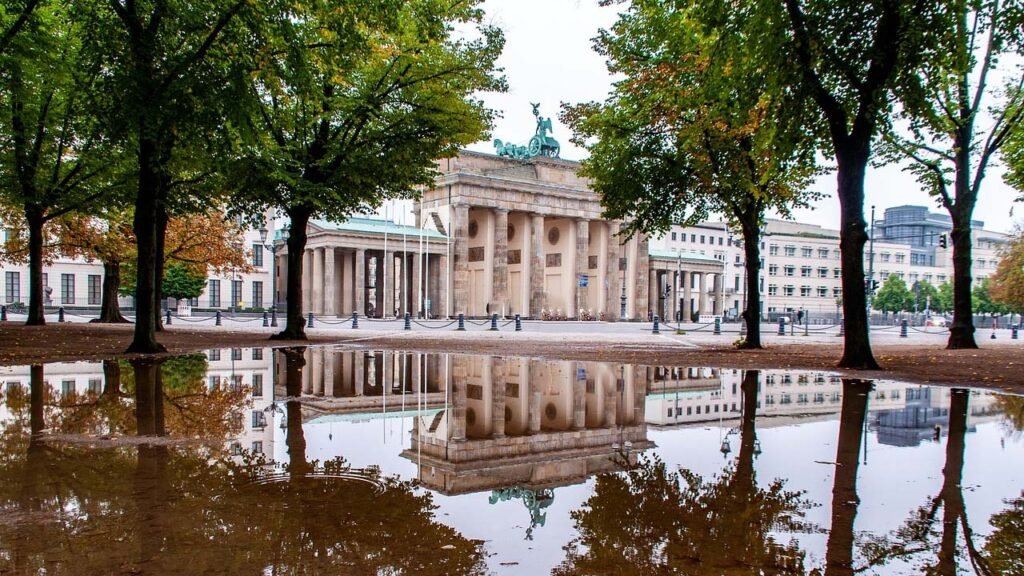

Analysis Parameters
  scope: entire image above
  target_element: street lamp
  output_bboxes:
[619,257,627,321]
[259,224,288,327]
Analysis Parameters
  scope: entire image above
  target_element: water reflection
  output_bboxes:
[0,350,1022,575]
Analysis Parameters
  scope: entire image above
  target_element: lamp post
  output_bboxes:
[619,257,627,321]
[676,250,682,330]
[259,224,288,327]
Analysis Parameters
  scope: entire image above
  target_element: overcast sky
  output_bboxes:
[463,0,1023,234]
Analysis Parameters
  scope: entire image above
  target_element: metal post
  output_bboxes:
[166,309,172,325]
[456,312,465,331]
[489,312,498,331]
[352,311,359,329]
[515,313,522,332]
[216,310,222,326]
[713,317,721,335]
[778,317,785,336]
[991,318,997,339]
[867,204,876,318]
[900,319,908,338]
[404,312,412,330]
[804,310,809,336]
[652,315,660,335]
[620,258,628,321]
[58,306,65,323]
[307,312,314,328]
[0,305,6,321]
[1012,324,1018,340]
[262,311,269,327]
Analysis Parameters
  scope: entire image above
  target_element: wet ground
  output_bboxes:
[0,346,1021,575]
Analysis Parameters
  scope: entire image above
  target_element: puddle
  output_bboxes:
[0,347,1021,574]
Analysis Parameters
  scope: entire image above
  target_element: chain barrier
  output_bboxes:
[909,326,951,335]
[314,317,354,326]
[802,324,840,333]
[466,318,492,326]
[174,316,213,323]
[412,319,459,329]
[363,316,403,323]
[501,319,515,328]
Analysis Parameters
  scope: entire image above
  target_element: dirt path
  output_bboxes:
[1,322,1021,394]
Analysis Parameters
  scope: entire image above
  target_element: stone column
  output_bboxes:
[597,222,609,318]
[604,388,618,428]
[354,351,364,396]
[698,273,709,315]
[311,247,324,315]
[302,349,312,394]
[575,219,589,317]
[632,365,646,425]
[383,251,395,318]
[649,269,658,320]
[490,357,506,438]
[669,270,677,322]
[572,364,586,429]
[354,249,365,317]
[412,252,422,318]
[529,214,546,317]
[452,204,469,314]
[324,248,336,316]
[683,271,692,322]
[438,253,449,318]
[373,253,385,316]
[301,249,313,313]
[451,356,467,442]
[713,273,724,315]
[527,360,542,434]
[606,222,621,320]
[637,234,650,320]
[312,348,324,396]
[492,208,509,316]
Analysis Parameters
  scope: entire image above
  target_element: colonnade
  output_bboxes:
[649,266,725,322]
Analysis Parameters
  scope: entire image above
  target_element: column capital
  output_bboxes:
[494,207,509,214]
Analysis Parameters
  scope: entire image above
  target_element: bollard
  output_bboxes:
[991,318,997,340]
[165,309,172,325]
[352,311,359,329]
[1012,324,1018,340]
[307,312,314,328]
[900,319,908,338]
[652,315,661,335]
[489,313,499,331]
[713,317,721,335]
[0,305,6,322]
[216,310,222,326]
[515,313,522,332]
[58,307,65,323]
[404,312,412,330]
[838,318,845,337]
[456,313,466,331]
[270,307,278,327]
[262,311,269,327]
[778,317,785,336]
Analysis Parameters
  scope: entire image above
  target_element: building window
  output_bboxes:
[60,274,75,304]
[769,264,778,276]
[768,284,778,296]
[252,441,263,454]
[4,271,19,303]
[784,285,794,296]
[252,281,263,309]
[252,348,263,360]
[818,286,828,297]
[818,248,829,259]
[801,285,811,297]
[671,232,677,241]
[784,265,795,276]
[88,378,102,394]
[231,280,243,308]
[800,266,812,277]
[833,249,841,259]
[833,268,841,279]
[251,410,267,429]
[252,374,263,397]
[833,287,842,298]
[61,379,75,398]
[88,274,101,305]
[801,247,813,257]
[690,234,696,242]
[769,244,779,256]
[896,254,906,263]
[700,235,705,244]
[880,252,891,262]
[784,246,796,256]
[252,244,264,267]
[231,348,242,361]
[718,237,723,246]
[208,349,221,361]
[209,280,221,307]
[818,267,829,278]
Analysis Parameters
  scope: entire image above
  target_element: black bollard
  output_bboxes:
[165,309,172,325]
[1,305,7,321]
[262,311,269,327]
[404,312,412,330]
[58,307,65,323]
[489,313,499,331]
[270,307,278,327]
[900,319,908,338]
[652,315,661,335]
[777,317,785,336]
[352,311,359,329]
[216,310,222,326]
[713,317,721,335]
[307,312,314,328]
[456,313,466,331]
[515,313,522,332]
[1012,325,1019,340]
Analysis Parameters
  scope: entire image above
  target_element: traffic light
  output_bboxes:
[872,280,880,292]
[938,233,947,248]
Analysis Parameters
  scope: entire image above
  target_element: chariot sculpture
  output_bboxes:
[493,103,561,160]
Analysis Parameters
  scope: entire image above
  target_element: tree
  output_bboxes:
[769,0,942,368]
[0,2,115,325]
[973,277,1010,315]
[79,0,256,352]
[562,0,818,349]
[160,263,206,302]
[989,227,1024,315]
[873,275,913,314]
[227,0,504,340]
[53,209,135,322]
[0,0,42,57]
[911,279,940,314]
[935,280,956,313]
[885,0,1024,349]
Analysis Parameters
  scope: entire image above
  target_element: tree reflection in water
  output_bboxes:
[0,353,488,575]
[555,370,811,575]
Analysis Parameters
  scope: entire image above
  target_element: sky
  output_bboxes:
[461,0,1023,234]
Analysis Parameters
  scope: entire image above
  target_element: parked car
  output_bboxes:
[926,317,948,327]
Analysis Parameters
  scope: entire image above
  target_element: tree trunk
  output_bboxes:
[102,358,122,396]
[735,369,759,490]
[836,148,879,369]
[946,212,977,349]
[127,135,166,353]
[272,208,311,340]
[739,220,763,349]
[29,364,44,435]
[283,347,311,473]
[825,378,872,576]
[24,207,46,326]
[92,261,130,323]
[936,388,969,575]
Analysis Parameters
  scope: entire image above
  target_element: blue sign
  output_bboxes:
[576,367,587,380]
[578,274,588,288]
